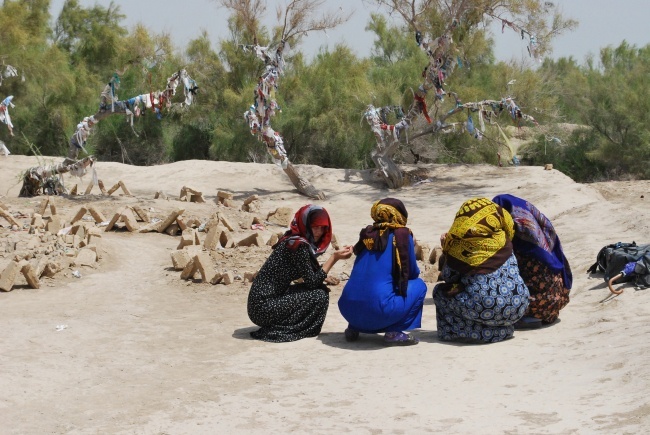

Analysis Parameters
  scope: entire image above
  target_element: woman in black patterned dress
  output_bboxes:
[247,205,353,342]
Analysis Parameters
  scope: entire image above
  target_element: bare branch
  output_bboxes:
[277,0,350,42]
[219,0,268,41]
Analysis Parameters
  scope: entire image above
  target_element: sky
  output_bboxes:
[48,0,650,64]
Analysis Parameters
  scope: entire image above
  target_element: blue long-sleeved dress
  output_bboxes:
[338,234,427,333]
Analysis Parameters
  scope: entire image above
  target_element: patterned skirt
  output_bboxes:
[248,284,329,343]
[515,254,570,323]
[433,255,529,343]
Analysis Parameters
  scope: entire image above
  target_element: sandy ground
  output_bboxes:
[1,155,649,434]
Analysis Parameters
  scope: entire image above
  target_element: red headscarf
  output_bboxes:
[275,204,332,257]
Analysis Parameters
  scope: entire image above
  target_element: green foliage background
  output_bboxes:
[1,0,648,182]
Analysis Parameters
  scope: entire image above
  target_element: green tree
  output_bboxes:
[524,42,650,180]
[53,0,127,73]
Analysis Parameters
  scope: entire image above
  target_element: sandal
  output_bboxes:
[344,327,360,342]
[383,331,419,346]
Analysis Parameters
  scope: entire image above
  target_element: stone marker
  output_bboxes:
[171,250,192,270]
[75,248,97,266]
[0,261,21,291]
[221,271,234,285]
[88,206,107,223]
[237,233,265,247]
[193,253,220,284]
[267,207,293,226]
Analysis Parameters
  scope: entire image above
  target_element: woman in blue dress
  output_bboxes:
[338,198,427,346]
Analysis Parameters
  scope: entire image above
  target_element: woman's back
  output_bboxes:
[339,233,426,333]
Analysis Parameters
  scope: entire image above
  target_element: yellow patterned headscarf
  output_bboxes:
[362,200,407,249]
[443,197,514,275]
[353,198,413,296]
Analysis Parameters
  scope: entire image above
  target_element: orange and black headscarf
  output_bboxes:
[275,204,332,267]
[353,198,412,296]
[443,197,514,275]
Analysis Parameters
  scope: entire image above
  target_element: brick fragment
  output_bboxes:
[105,210,123,232]
[71,207,88,224]
[221,271,234,285]
[42,261,61,278]
[165,223,180,236]
[106,182,120,196]
[45,215,62,234]
[267,207,293,226]
[219,231,235,248]
[132,205,150,222]
[266,232,284,246]
[193,253,220,283]
[31,213,44,229]
[414,241,430,262]
[177,229,196,249]
[429,246,443,265]
[237,233,265,247]
[20,261,40,289]
[0,261,21,291]
[0,208,21,227]
[98,180,107,195]
[153,208,185,233]
[48,198,57,215]
[84,180,94,195]
[37,198,49,215]
[171,250,192,270]
[216,190,233,201]
[88,206,107,223]
[76,248,97,266]
[180,258,198,280]
[203,226,221,250]
[220,216,234,232]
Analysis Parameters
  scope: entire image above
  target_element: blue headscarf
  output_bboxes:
[492,194,572,289]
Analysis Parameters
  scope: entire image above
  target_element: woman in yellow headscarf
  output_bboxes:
[433,198,529,343]
[338,198,427,346]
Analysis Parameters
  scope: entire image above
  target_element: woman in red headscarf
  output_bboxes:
[247,204,353,342]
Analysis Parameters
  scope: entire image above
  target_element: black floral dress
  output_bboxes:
[247,240,329,342]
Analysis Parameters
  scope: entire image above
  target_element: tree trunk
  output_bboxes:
[283,162,326,200]
[371,152,403,189]
[19,156,95,197]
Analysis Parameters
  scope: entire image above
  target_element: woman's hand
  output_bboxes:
[333,245,354,260]
[322,245,353,274]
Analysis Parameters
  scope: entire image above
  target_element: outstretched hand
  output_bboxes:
[322,245,354,275]
[334,245,354,260]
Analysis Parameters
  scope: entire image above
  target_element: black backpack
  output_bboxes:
[587,242,650,288]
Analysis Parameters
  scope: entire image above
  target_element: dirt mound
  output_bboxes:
[1,155,649,433]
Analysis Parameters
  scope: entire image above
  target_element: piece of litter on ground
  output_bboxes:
[72,270,81,278]
[98,221,109,227]
[151,217,162,224]
[56,324,68,331]
[58,226,72,236]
